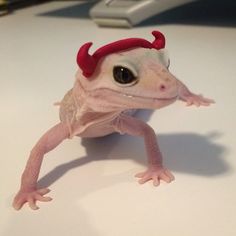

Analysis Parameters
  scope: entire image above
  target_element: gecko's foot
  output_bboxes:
[135,166,175,186]
[12,188,52,210]
[182,93,215,107]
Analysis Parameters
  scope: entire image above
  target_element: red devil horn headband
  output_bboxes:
[77,31,166,78]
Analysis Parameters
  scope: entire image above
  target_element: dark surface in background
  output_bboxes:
[37,0,236,28]
[1,0,236,28]
[39,0,97,18]
[0,0,51,14]
[140,0,236,28]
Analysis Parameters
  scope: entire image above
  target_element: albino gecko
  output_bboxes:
[13,31,214,210]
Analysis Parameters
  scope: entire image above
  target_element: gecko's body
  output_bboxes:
[13,31,214,210]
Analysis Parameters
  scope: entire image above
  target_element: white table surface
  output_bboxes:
[1,1,236,236]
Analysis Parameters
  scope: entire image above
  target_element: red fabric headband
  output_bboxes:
[77,31,166,78]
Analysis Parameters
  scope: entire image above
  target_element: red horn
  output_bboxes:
[76,42,97,78]
[152,31,165,49]
[77,31,166,78]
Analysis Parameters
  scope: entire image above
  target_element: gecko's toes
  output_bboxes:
[12,188,52,211]
[135,166,175,186]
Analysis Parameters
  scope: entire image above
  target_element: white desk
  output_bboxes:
[1,2,236,236]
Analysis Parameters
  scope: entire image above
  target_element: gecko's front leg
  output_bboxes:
[113,114,174,186]
[13,122,70,210]
[177,80,215,106]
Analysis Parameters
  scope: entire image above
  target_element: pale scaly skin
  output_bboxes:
[13,48,214,210]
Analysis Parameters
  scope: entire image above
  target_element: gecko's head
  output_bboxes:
[76,31,179,110]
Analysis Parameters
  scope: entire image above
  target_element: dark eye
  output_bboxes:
[113,66,138,86]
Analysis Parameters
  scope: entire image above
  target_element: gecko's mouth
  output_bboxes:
[121,92,179,102]
[92,87,179,105]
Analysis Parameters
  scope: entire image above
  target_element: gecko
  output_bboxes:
[13,31,214,210]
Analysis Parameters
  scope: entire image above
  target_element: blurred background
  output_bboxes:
[1,1,236,236]
[1,0,236,27]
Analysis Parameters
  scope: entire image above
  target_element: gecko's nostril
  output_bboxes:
[160,84,166,91]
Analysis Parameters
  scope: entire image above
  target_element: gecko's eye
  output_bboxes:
[113,66,138,86]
